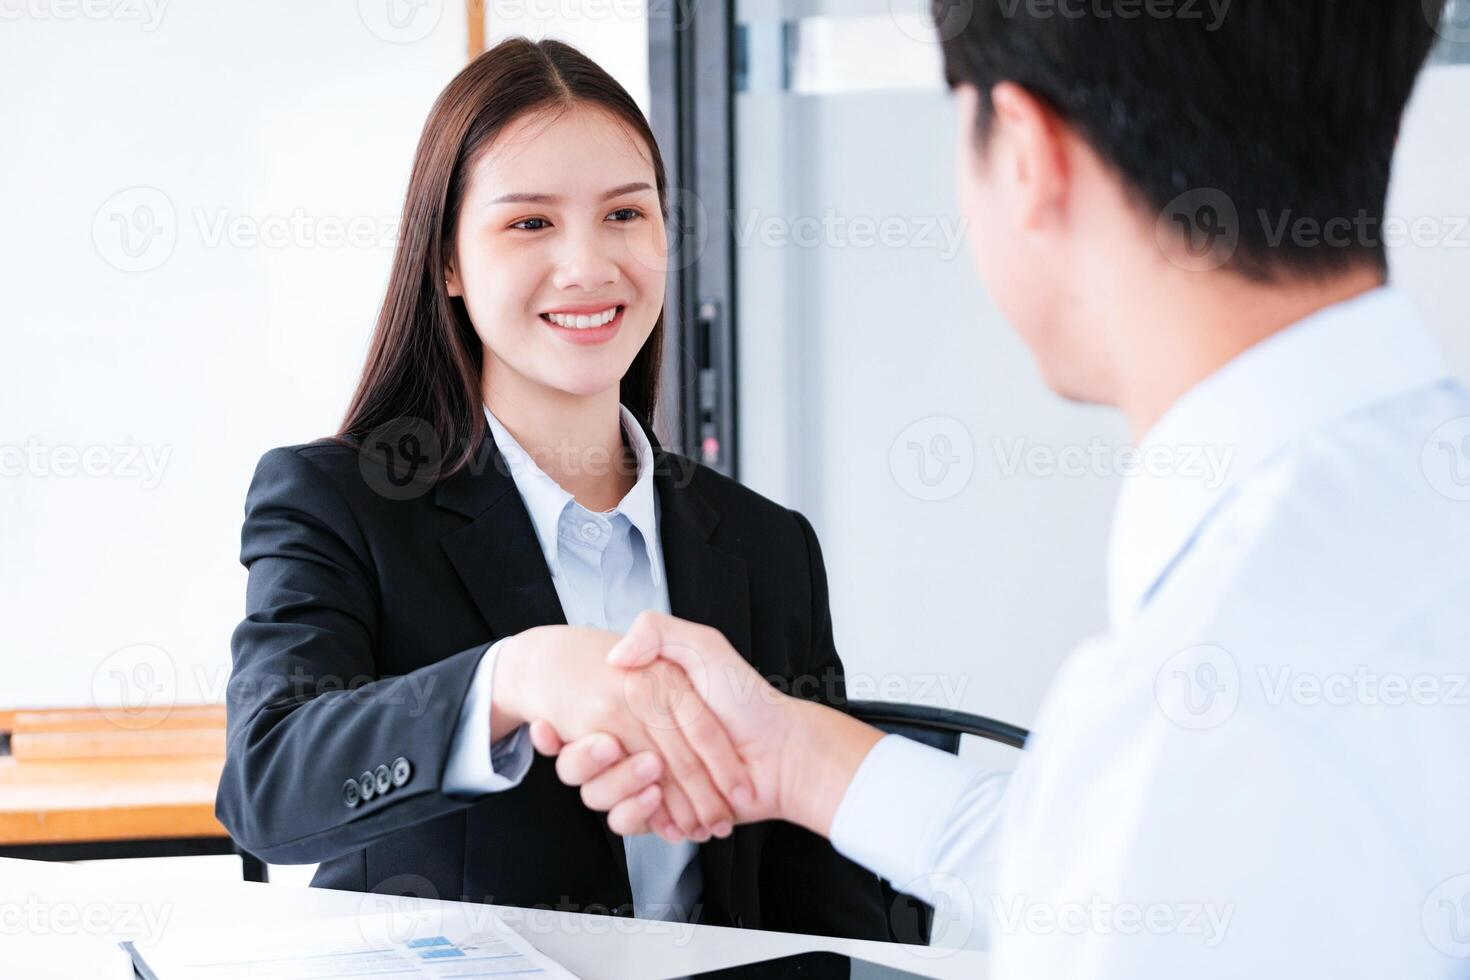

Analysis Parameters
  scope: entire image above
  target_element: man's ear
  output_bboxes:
[988,81,1070,231]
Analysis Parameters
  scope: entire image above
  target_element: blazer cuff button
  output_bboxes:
[342,778,361,808]
[391,756,412,787]
[374,764,392,795]
[358,771,376,801]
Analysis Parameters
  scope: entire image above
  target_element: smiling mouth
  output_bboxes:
[539,305,624,330]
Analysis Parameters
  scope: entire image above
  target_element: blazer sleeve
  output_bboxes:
[215,446,495,865]
[755,509,892,942]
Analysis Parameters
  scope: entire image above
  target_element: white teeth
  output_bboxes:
[545,307,619,329]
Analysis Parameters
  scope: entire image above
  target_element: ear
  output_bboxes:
[444,260,461,298]
[987,81,1071,231]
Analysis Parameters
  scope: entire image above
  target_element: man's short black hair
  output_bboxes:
[936,0,1444,280]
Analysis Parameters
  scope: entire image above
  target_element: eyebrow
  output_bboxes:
[487,182,654,206]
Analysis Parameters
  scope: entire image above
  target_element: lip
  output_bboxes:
[539,304,626,346]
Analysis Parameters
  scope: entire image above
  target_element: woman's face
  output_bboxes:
[447,103,667,405]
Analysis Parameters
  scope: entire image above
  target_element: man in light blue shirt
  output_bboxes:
[536,2,1470,975]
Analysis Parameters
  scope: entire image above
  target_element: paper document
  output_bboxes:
[119,900,579,979]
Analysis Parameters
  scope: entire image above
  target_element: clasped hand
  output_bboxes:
[493,614,806,844]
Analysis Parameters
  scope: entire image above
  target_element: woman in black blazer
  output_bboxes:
[214,38,888,940]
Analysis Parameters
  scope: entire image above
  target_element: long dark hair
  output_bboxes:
[337,38,668,478]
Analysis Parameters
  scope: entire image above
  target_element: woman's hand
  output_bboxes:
[491,624,754,842]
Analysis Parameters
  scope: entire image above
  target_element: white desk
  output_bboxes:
[0,857,987,978]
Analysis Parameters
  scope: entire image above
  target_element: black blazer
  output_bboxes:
[215,422,890,941]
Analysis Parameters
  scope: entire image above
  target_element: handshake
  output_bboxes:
[488,612,882,845]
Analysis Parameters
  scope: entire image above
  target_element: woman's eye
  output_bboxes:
[511,217,550,231]
[607,207,642,223]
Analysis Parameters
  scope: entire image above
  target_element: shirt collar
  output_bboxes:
[1106,286,1452,631]
[482,402,663,585]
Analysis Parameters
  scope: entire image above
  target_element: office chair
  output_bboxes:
[843,701,1030,948]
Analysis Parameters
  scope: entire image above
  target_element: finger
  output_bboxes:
[645,803,681,841]
[608,795,681,841]
[621,666,725,837]
[655,769,705,840]
[638,634,764,807]
[644,661,752,816]
[555,733,628,787]
[674,685,755,814]
[529,719,565,757]
[607,784,663,836]
[580,751,663,812]
[645,721,729,839]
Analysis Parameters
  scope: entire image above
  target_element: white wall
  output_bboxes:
[1387,66,1470,370]
[0,1,648,710]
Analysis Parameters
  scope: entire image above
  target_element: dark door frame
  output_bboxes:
[648,0,739,478]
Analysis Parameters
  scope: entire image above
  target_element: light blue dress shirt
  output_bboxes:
[831,287,1470,976]
[441,403,702,923]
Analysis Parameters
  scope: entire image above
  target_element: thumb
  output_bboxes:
[607,614,666,668]
[610,615,751,710]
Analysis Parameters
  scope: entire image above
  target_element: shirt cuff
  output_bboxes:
[829,733,976,893]
[441,638,535,796]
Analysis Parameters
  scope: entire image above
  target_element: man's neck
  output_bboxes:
[482,360,637,512]
[1111,266,1386,442]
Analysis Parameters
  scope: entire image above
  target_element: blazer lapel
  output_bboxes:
[652,446,751,925]
[435,433,567,639]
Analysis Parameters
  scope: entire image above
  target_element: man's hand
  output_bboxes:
[531,612,885,840]
[491,624,752,842]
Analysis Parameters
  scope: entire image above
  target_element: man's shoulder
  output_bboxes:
[1237,377,1470,568]
[1155,379,1470,652]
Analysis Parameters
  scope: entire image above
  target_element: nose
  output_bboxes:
[551,229,619,293]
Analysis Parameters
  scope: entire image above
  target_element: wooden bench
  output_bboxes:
[0,705,265,881]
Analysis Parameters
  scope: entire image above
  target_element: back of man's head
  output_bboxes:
[936,0,1444,281]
